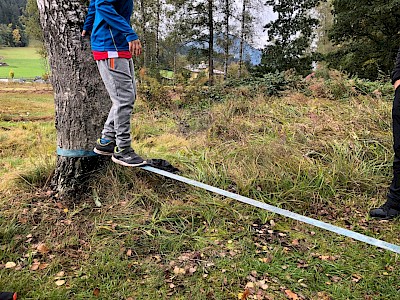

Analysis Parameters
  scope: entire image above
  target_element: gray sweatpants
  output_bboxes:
[96,58,136,149]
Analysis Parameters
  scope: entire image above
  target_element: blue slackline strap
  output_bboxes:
[141,165,400,255]
[57,147,97,157]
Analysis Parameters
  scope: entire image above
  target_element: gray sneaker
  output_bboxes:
[112,147,147,167]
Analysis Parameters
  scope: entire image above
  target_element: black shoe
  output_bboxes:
[0,292,17,300]
[94,138,115,156]
[370,200,400,220]
[112,147,147,167]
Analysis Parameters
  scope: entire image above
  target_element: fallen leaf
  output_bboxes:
[30,262,40,271]
[93,287,100,297]
[317,291,332,300]
[245,282,254,288]
[189,267,197,274]
[39,263,49,270]
[291,239,299,246]
[284,289,299,300]
[238,288,250,300]
[55,271,65,278]
[55,279,66,286]
[5,262,16,269]
[259,257,272,263]
[259,283,268,290]
[126,249,132,257]
[37,243,50,254]
[352,274,362,283]
[173,266,185,275]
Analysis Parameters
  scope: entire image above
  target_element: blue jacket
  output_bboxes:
[83,0,138,52]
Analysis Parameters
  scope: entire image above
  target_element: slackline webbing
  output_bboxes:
[141,165,400,254]
[57,147,97,157]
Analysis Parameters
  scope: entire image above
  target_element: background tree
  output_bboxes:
[0,0,27,25]
[0,0,28,47]
[260,0,321,76]
[328,0,400,80]
[221,0,233,80]
[36,0,109,201]
[168,0,220,85]
[315,0,334,55]
[238,0,254,77]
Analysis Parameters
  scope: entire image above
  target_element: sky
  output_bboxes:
[232,1,276,49]
[254,6,275,48]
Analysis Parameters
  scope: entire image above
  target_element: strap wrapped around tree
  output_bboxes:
[36,0,110,201]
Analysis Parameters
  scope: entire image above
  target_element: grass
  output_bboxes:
[0,46,47,79]
[0,77,400,299]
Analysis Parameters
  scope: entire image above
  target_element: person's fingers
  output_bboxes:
[128,40,142,56]
[129,41,133,55]
[133,40,142,57]
[81,30,86,37]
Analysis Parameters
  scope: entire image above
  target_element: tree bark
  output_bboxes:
[239,0,247,78]
[208,0,214,86]
[36,0,109,202]
[155,0,160,66]
[224,0,230,81]
[140,0,148,68]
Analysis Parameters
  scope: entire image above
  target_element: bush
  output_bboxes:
[225,71,291,96]
[137,76,173,109]
[304,70,393,101]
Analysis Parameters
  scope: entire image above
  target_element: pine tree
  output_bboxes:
[260,0,321,75]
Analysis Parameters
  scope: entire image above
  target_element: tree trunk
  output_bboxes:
[140,0,148,68]
[239,0,247,78]
[224,0,230,81]
[36,0,109,202]
[155,0,160,66]
[208,0,214,86]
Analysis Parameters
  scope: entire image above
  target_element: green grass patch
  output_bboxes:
[1,79,400,299]
[0,46,47,79]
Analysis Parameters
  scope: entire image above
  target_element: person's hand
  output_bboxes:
[129,39,142,57]
[395,79,400,91]
[81,30,87,37]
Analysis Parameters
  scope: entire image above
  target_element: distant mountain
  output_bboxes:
[181,34,262,66]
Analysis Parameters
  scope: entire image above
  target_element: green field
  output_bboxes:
[0,46,47,79]
[1,75,400,299]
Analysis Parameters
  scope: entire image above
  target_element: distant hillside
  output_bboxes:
[182,34,262,66]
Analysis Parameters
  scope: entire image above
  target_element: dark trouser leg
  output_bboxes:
[388,88,400,208]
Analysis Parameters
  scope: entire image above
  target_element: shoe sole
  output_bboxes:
[370,215,399,220]
[94,148,113,156]
[112,156,147,167]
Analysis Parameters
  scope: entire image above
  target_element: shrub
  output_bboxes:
[137,76,173,109]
